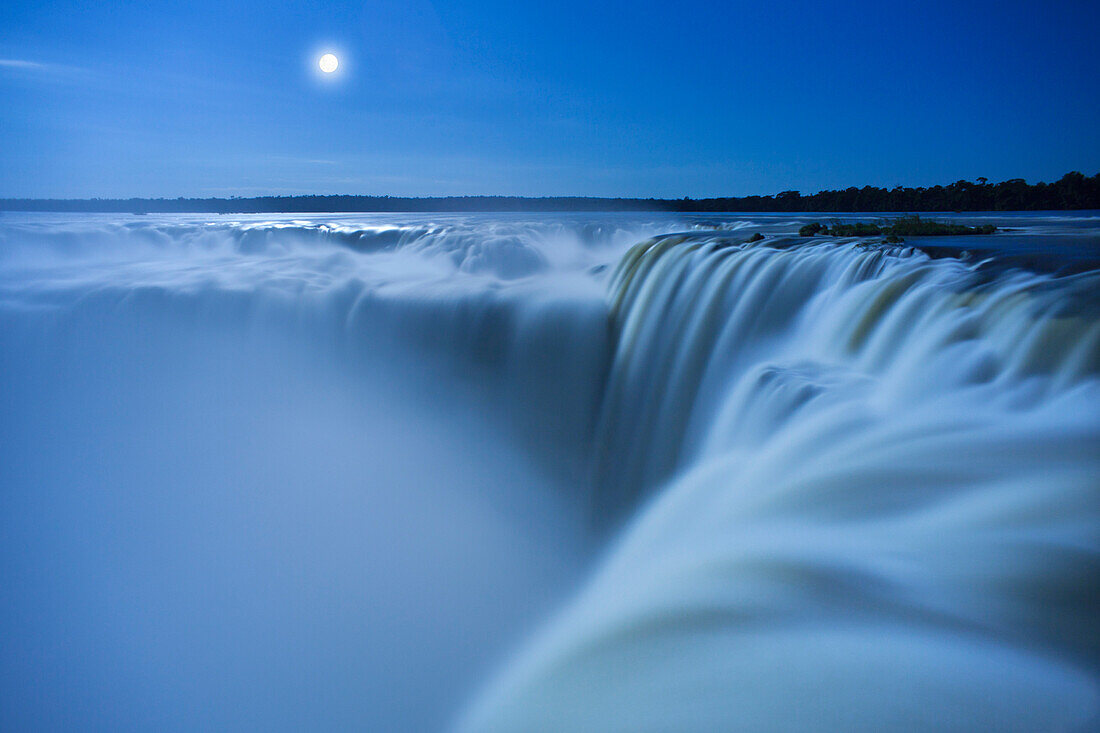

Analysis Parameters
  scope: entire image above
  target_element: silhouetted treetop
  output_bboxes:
[3,172,1097,213]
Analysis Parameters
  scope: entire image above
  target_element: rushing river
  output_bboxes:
[1,212,1098,731]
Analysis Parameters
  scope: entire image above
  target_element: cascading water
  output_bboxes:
[593,233,1100,512]
[1,212,1097,731]
[463,230,1100,732]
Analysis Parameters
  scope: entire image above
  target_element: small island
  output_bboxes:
[799,215,996,242]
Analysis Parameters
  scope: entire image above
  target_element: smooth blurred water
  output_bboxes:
[1,212,1098,731]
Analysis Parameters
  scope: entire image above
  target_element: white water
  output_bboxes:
[1,212,1098,731]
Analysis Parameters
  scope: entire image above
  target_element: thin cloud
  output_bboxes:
[0,58,87,76]
[0,59,45,68]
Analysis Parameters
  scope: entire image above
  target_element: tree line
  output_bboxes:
[2,171,1097,213]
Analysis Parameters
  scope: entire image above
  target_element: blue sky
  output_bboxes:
[1,0,1098,198]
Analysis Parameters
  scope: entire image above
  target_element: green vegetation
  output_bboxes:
[1,172,1097,213]
[889,216,997,236]
[800,216,997,241]
[819,222,887,237]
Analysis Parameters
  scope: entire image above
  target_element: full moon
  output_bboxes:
[318,53,338,73]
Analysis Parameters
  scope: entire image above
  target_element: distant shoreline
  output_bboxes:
[2,172,1097,214]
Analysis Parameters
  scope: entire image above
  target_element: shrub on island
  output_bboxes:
[800,215,996,241]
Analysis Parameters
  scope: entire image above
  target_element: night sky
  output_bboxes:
[2,0,1098,198]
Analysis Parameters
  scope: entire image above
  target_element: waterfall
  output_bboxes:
[463,230,1100,732]
[1,213,1097,731]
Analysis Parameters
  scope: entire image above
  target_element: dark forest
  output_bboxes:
[3,171,1097,214]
